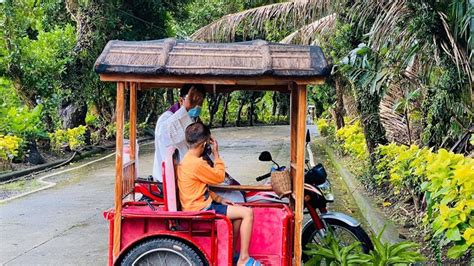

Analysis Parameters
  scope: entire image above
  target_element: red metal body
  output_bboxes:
[104,202,294,265]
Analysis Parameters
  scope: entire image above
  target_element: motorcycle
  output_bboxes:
[251,150,373,261]
[134,132,373,262]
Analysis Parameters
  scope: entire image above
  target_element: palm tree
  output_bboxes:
[191,0,472,154]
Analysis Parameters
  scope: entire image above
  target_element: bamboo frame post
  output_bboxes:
[129,82,137,201]
[113,82,125,258]
[290,83,307,265]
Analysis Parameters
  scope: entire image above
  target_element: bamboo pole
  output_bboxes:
[290,83,307,265]
[113,82,125,258]
[129,82,137,201]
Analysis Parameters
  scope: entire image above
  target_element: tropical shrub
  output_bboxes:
[335,121,368,160]
[0,78,46,140]
[49,126,87,151]
[304,233,371,265]
[317,118,333,137]
[304,229,425,265]
[422,149,474,258]
[376,143,474,259]
[366,228,426,265]
[375,144,430,196]
[0,135,23,162]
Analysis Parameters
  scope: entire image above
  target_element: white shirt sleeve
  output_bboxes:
[157,106,193,147]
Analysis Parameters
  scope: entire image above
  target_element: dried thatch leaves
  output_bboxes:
[191,0,337,42]
[279,13,336,45]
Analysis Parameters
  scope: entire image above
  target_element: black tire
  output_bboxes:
[301,218,373,262]
[119,238,207,266]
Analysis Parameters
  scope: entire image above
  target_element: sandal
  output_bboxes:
[244,257,262,266]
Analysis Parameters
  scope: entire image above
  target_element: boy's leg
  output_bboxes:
[232,219,242,250]
[226,205,253,264]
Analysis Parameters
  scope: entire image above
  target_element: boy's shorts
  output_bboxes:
[203,201,227,215]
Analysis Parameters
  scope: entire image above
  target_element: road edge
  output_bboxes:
[323,143,403,244]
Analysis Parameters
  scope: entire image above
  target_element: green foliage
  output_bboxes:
[0,135,23,162]
[421,63,472,148]
[376,143,474,258]
[305,233,370,265]
[173,0,244,38]
[316,118,334,137]
[422,149,474,258]
[49,125,87,151]
[375,144,430,195]
[309,84,335,118]
[305,229,425,265]
[366,229,426,265]
[0,78,46,140]
[335,121,368,160]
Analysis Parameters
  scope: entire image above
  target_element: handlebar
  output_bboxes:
[256,172,271,182]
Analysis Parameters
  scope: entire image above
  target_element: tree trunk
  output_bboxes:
[207,94,222,128]
[236,101,245,127]
[248,101,254,126]
[405,108,412,145]
[272,92,278,116]
[221,93,231,127]
[334,78,345,129]
[355,87,388,164]
[59,100,87,129]
[60,0,108,129]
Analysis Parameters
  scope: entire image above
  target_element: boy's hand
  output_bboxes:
[210,137,219,158]
[221,198,234,205]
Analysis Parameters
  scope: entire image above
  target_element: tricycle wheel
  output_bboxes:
[119,237,207,266]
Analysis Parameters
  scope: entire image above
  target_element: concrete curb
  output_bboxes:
[323,144,402,244]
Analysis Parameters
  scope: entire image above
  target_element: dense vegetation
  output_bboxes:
[189,0,472,263]
[0,0,472,263]
[0,0,289,170]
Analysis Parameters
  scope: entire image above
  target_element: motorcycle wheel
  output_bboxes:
[120,238,207,266]
[301,217,373,262]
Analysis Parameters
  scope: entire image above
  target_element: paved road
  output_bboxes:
[0,126,292,265]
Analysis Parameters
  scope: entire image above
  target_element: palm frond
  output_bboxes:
[191,0,339,42]
[438,11,473,83]
[279,13,336,44]
[380,87,408,143]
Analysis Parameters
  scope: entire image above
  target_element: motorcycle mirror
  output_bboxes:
[306,129,311,143]
[258,151,272,162]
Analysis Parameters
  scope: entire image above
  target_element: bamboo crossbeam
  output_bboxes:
[209,184,273,191]
[166,66,261,70]
[169,52,263,58]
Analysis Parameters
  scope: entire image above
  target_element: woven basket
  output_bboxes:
[271,169,292,198]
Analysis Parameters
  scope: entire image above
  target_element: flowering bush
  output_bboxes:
[316,118,333,137]
[49,125,87,151]
[376,143,474,258]
[0,135,23,162]
[335,121,368,160]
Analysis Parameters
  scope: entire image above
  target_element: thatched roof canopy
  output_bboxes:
[95,38,329,91]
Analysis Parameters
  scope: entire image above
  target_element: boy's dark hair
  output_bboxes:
[185,122,210,148]
[180,84,206,98]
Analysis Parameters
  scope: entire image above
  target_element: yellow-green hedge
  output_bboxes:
[49,125,87,151]
[0,135,23,161]
[376,144,474,258]
[335,120,368,160]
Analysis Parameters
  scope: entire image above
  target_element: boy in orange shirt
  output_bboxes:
[178,122,261,266]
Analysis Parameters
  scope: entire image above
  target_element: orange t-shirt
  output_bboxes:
[178,153,225,211]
